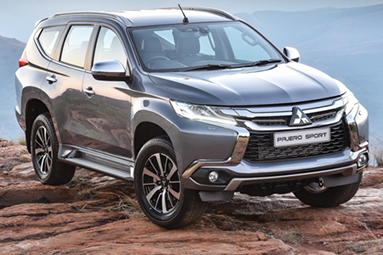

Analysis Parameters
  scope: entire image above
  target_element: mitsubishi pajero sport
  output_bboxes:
[15,7,369,228]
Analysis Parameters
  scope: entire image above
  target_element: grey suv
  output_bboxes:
[15,7,369,228]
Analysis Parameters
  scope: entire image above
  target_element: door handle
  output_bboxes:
[83,87,95,97]
[46,74,57,83]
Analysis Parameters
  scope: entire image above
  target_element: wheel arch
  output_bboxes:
[133,121,170,159]
[20,85,58,152]
[25,98,51,152]
[131,98,178,160]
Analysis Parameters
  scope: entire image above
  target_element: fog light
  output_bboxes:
[208,171,219,183]
[357,153,368,167]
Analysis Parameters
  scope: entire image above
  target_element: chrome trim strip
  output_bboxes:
[182,127,250,179]
[219,108,239,116]
[243,109,344,131]
[235,109,291,118]
[253,118,286,123]
[305,99,343,114]
[228,98,343,117]
[34,28,52,62]
[221,98,345,131]
[309,111,336,120]
[359,141,369,149]
[223,164,357,191]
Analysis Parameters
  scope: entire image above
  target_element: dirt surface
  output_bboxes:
[1,138,383,254]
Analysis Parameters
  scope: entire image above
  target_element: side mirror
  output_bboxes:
[283,47,300,62]
[91,60,130,81]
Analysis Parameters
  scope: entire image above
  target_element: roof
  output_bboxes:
[51,7,238,27]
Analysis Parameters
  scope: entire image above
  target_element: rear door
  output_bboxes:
[81,25,133,158]
[43,24,95,146]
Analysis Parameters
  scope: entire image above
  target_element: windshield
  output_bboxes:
[129,21,284,72]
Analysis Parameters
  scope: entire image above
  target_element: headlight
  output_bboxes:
[342,90,359,115]
[170,101,237,126]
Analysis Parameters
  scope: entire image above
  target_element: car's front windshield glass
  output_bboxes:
[129,21,284,72]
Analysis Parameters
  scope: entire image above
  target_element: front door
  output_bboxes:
[81,26,133,158]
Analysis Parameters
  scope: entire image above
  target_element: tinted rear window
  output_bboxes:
[38,26,64,59]
[60,25,93,68]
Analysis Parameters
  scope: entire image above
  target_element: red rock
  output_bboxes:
[0,138,31,174]
[361,167,383,187]
[1,139,383,254]
[0,181,77,208]
[0,218,297,254]
[0,162,35,181]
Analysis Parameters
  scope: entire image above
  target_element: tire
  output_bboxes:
[134,138,207,229]
[30,113,75,185]
[293,172,362,207]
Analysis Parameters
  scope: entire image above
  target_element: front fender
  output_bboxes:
[131,97,237,173]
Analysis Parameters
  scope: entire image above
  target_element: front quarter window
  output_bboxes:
[93,27,127,68]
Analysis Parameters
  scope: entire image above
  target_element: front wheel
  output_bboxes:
[134,138,207,229]
[293,172,362,207]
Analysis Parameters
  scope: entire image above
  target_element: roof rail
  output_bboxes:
[184,7,238,21]
[35,17,48,28]
[154,7,238,21]
[51,12,131,26]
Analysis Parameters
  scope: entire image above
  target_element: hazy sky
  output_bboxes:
[1,0,383,42]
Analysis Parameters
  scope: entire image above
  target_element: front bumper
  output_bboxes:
[181,102,369,193]
[183,147,368,191]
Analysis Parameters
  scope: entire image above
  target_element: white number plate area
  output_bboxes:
[274,127,331,148]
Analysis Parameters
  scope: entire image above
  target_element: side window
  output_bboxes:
[224,26,270,61]
[38,26,63,58]
[93,27,127,68]
[61,25,93,68]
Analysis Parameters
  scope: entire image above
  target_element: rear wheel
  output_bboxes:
[134,138,207,229]
[293,172,362,207]
[31,113,75,185]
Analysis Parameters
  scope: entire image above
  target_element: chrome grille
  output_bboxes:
[251,116,289,126]
[251,108,341,126]
[243,121,348,163]
[307,109,337,122]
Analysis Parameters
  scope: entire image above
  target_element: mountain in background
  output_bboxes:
[0,36,25,140]
[236,4,383,144]
[0,4,382,144]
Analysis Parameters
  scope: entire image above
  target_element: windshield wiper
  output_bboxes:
[230,59,282,68]
[177,59,281,72]
[180,64,231,72]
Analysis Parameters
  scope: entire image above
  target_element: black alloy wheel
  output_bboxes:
[134,138,207,229]
[31,113,75,185]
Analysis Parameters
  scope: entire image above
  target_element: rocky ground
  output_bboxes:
[1,138,383,254]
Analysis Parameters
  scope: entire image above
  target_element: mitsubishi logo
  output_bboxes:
[289,107,312,126]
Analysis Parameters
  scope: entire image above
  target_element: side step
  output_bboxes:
[59,145,134,181]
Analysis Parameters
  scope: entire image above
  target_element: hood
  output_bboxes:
[148,62,345,106]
